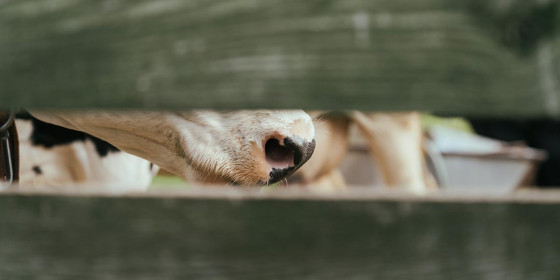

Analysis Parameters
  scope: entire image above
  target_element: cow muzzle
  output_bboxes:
[265,136,316,184]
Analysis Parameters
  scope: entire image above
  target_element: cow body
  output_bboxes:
[17,113,157,191]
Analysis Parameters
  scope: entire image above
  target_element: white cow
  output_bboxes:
[16,110,315,191]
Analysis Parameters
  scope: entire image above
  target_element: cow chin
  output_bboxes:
[185,163,269,186]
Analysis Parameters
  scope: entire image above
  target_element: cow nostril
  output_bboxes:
[266,137,316,185]
[265,138,295,169]
[283,137,316,167]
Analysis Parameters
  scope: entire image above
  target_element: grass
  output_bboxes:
[149,175,189,190]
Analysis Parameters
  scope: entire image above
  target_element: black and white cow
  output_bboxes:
[16,112,158,191]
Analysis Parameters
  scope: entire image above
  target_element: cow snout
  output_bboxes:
[266,136,316,184]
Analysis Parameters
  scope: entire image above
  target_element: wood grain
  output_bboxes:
[1,0,559,116]
[1,189,560,279]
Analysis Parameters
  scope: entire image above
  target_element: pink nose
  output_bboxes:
[265,136,315,184]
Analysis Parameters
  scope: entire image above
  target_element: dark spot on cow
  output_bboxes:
[32,165,42,175]
[91,138,119,157]
[16,111,120,158]
[149,163,154,171]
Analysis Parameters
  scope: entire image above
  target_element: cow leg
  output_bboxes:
[352,111,434,192]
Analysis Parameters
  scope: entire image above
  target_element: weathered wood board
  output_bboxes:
[1,189,560,279]
[1,0,559,116]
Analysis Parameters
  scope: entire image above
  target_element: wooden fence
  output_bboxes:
[2,0,560,279]
[2,0,560,116]
[2,189,560,279]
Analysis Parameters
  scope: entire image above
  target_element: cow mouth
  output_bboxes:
[265,138,295,170]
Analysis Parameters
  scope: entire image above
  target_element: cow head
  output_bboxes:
[30,110,316,186]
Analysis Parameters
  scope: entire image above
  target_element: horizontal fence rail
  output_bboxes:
[1,188,560,279]
[1,0,559,116]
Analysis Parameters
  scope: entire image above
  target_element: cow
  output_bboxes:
[292,111,435,192]
[12,110,432,193]
[14,110,316,191]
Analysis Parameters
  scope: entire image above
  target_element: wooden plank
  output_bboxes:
[1,0,559,116]
[2,189,560,279]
